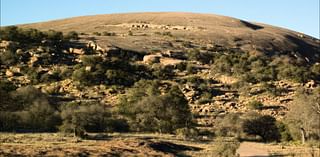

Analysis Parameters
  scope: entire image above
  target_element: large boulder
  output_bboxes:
[143,54,162,64]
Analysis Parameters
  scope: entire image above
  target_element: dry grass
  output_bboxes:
[0,133,207,157]
[1,133,318,157]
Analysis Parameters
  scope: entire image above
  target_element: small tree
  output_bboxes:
[215,113,243,137]
[65,31,79,40]
[118,82,193,133]
[212,138,240,157]
[20,100,60,132]
[242,115,280,142]
[247,100,264,110]
[60,102,111,136]
[286,88,320,143]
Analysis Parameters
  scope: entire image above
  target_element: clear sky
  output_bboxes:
[1,0,319,38]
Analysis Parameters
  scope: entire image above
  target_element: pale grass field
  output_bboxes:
[0,133,319,157]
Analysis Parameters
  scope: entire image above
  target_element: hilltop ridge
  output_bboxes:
[20,12,319,63]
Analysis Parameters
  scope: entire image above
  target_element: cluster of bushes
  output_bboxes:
[211,52,319,83]
[215,87,320,145]
[93,31,117,36]
[0,79,196,137]
[187,49,214,64]
[215,112,281,142]
[0,26,78,44]
[72,55,151,86]
[285,88,320,143]
[0,27,81,69]
[247,100,264,110]
[212,138,240,157]
[0,86,124,134]
[179,76,221,104]
[154,31,173,37]
[102,31,116,36]
[0,83,60,132]
[117,80,194,133]
[151,64,175,79]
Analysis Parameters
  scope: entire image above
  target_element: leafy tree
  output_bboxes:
[247,100,264,110]
[10,86,48,111]
[45,30,63,41]
[0,50,18,66]
[285,88,320,143]
[118,82,193,133]
[72,68,91,85]
[212,138,240,157]
[215,113,243,137]
[242,115,280,142]
[60,102,111,133]
[0,112,20,131]
[65,31,79,40]
[19,100,60,132]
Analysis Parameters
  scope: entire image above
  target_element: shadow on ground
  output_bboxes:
[148,141,202,157]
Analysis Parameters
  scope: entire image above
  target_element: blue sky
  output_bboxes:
[1,0,319,38]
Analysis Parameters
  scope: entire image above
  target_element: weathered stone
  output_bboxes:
[69,48,86,55]
[0,40,12,48]
[143,54,162,64]
[87,41,106,53]
[5,70,14,77]
[29,56,39,65]
[85,66,92,71]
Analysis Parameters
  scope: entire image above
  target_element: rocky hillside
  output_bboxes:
[1,12,319,134]
[21,12,319,63]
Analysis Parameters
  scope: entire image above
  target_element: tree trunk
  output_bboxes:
[300,128,306,144]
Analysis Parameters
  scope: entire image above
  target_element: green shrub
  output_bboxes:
[92,32,101,36]
[65,31,79,40]
[162,31,172,37]
[0,112,20,131]
[0,80,17,92]
[215,113,243,138]
[277,122,292,142]
[176,61,187,71]
[60,102,111,133]
[45,30,63,41]
[175,127,199,139]
[247,100,264,110]
[285,89,320,142]
[0,50,18,65]
[152,64,174,79]
[186,63,196,74]
[277,64,311,83]
[242,115,280,142]
[198,92,213,104]
[19,100,60,132]
[11,86,48,110]
[212,138,240,157]
[102,31,116,36]
[107,119,130,132]
[118,83,193,133]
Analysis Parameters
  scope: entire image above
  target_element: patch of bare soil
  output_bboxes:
[237,142,320,157]
[237,142,269,157]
